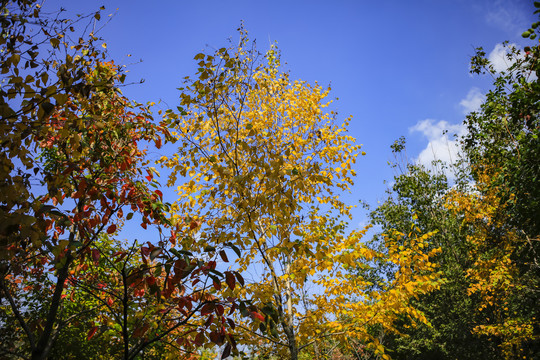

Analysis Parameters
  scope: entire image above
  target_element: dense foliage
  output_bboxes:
[0,2,240,359]
[1,1,539,360]
[362,7,540,360]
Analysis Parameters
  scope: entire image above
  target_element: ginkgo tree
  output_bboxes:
[160,29,443,360]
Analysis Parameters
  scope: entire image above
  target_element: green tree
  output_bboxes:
[363,6,540,358]
[453,10,540,357]
[363,150,499,360]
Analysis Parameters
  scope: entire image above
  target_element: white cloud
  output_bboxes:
[486,43,538,83]
[460,87,484,114]
[410,119,466,178]
[488,43,520,73]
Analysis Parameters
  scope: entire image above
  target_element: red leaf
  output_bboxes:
[132,324,149,338]
[78,179,87,191]
[194,332,205,346]
[107,224,116,234]
[213,280,221,291]
[204,314,214,328]
[174,259,187,273]
[154,189,163,199]
[250,311,265,322]
[87,326,98,340]
[91,249,100,264]
[227,317,236,330]
[201,302,215,316]
[141,246,150,257]
[225,272,235,290]
[216,304,224,316]
[209,330,223,345]
[107,298,114,307]
[219,250,229,263]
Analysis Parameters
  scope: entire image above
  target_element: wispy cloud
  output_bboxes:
[484,0,532,34]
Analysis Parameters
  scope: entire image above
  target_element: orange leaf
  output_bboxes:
[250,311,264,322]
[189,220,199,230]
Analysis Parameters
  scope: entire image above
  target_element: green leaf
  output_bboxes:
[204,245,216,252]
[228,244,241,258]
[70,241,83,249]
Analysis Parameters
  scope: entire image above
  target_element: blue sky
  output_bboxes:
[49,0,535,227]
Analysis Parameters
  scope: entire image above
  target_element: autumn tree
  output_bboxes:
[0,2,239,359]
[160,30,443,360]
[45,234,239,360]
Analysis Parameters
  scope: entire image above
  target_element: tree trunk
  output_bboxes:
[284,257,298,360]
[31,254,72,360]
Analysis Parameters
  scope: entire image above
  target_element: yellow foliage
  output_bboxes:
[161,35,442,359]
[444,167,537,358]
